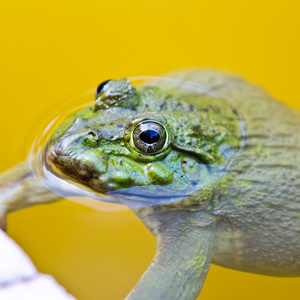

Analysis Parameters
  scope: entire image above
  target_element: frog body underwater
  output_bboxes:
[0,69,299,300]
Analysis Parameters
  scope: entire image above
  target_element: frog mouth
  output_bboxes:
[46,143,189,200]
[43,141,218,210]
[47,148,119,194]
[47,147,204,202]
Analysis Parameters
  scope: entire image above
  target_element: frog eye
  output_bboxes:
[95,80,114,99]
[132,121,167,154]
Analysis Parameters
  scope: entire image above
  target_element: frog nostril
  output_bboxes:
[81,131,99,148]
[88,131,97,139]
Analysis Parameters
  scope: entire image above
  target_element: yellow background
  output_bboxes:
[1,0,300,299]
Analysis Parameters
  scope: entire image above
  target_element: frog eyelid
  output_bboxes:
[95,80,114,99]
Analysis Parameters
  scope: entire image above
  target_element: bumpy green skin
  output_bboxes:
[166,69,300,277]
[47,80,241,206]
[46,70,300,299]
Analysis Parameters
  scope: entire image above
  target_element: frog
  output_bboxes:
[0,69,299,300]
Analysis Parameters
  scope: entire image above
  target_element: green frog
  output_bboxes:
[0,69,299,300]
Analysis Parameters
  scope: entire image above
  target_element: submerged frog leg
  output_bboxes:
[0,161,61,229]
[126,210,216,300]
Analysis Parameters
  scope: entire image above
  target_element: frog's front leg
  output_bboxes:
[0,161,61,230]
[126,209,216,300]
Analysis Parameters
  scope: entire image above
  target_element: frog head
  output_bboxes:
[46,78,243,208]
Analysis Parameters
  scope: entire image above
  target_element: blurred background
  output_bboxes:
[1,0,300,299]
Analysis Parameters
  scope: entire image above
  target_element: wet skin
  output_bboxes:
[47,78,241,203]
[45,71,300,299]
[1,70,299,300]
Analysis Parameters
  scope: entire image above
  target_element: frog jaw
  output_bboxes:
[46,126,215,206]
[46,134,176,195]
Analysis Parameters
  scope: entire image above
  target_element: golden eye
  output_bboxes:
[132,121,167,154]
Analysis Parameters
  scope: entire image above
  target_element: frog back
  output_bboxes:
[165,69,300,276]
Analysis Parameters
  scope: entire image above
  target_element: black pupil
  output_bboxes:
[140,130,160,144]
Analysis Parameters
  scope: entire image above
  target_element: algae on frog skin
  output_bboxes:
[2,70,299,300]
[46,79,243,205]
